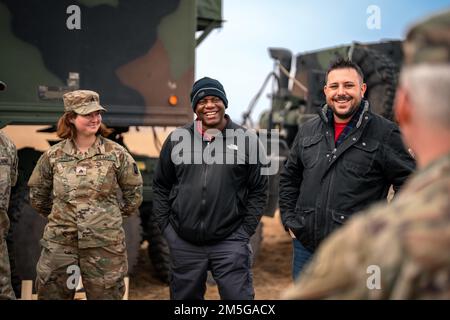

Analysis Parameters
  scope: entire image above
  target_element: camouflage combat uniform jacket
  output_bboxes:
[28,136,143,249]
[0,131,18,299]
[282,153,450,299]
[0,131,17,232]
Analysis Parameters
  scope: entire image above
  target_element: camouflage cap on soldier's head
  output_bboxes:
[63,90,106,115]
[403,9,450,65]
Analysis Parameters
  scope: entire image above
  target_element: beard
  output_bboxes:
[329,95,362,120]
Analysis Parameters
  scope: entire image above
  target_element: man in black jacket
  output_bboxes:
[279,59,416,280]
[153,77,268,300]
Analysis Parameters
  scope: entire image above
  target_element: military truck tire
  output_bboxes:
[250,222,263,263]
[7,183,46,296]
[264,172,280,218]
[147,217,171,284]
[264,137,290,219]
[351,46,398,120]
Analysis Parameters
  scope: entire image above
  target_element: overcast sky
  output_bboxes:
[196,0,450,125]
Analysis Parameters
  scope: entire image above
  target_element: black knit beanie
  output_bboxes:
[190,77,228,111]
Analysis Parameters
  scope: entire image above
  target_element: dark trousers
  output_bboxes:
[164,224,254,300]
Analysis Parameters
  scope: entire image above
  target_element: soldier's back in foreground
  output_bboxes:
[0,129,18,299]
[282,9,450,300]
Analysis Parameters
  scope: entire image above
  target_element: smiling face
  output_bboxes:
[194,95,227,130]
[71,111,102,137]
[324,68,367,122]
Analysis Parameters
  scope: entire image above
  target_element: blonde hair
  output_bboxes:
[400,65,450,127]
[56,112,113,139]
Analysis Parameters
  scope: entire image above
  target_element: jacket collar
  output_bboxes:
[62,135,105,158]
[319,99,370,129]
[193,114,239,141]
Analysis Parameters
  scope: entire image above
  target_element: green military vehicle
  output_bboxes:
[0,0,226,295]
[244,40,403,216]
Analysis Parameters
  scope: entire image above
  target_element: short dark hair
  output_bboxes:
[325,58,364,83]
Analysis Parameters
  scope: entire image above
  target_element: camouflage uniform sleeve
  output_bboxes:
[10,141,18,187]
[117,151,143,217]
[27,152,53,217]
[0,134,17,217]
[281,214,372,299]
[4,135,18,187]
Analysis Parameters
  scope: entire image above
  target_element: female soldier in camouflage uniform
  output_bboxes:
[28,90,143,300]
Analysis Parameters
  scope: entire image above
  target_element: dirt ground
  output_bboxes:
[128,212,293,300]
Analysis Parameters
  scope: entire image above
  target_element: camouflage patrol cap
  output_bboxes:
[403,9,450,65]
[63,90,106,115]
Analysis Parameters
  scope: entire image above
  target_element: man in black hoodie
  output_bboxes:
[153,77,268,300]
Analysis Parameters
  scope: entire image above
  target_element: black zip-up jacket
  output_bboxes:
[279,101,416,252]
[153,117,268,245]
